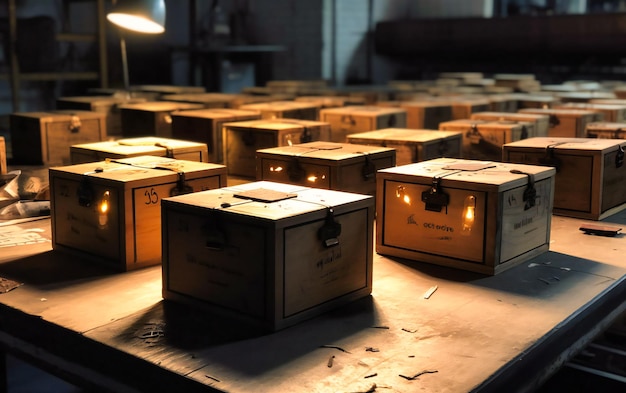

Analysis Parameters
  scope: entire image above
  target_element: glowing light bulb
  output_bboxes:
[307,175,318,182]
[461,195,476,235]
[270,166,283,172]
[396,186,411,205]
[99,191,110,227]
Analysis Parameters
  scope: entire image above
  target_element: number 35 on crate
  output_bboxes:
[49,156,227,271]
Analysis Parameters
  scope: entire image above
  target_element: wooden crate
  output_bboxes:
[346,128,462,166]
[319,105,407,142]
[161,181,374,331]
[56,95,148,136]
[485,94,518,112]
[295,95,367,108]
[376,100,454,129]
[70,137,209,164]
[471,111,550,137]
[503,137,626,220]
[256,141,396,196]
[118,101,204,138]
[50,156,227,271]
[160,93,244,109]
[376,158,555,275]
[585,122,626,139]
[130,84,206,97]
[446,97,491,120]
[555,91,616,103]
[0,136,6,174]
[506,93,558,109]
[518,108,598,138]
[223,119,331,178]
[238,100,321,121]
[439,119,531,161]
[170,108,261,163]
[554,102,625,122]
[10,110,107,166]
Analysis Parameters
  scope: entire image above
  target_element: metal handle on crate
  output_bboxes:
[68,115,81,133]
[548,114,560,128]
[466,124,483,145]
[540,143,563,173]
[361,155,376,180]
[510,169,537,210]
[318,208,341,248]
[169,172,193,196]
[77,178,94,207]
[520,125,529,140]
[421,177,449,213]
[300,127,312,143]
[616,144,625,168]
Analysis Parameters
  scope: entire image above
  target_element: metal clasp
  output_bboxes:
[421,177,449,213]
[510,169,537,210]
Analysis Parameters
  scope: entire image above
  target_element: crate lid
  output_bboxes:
[504,136,626,153]
[223,119,328,131]
[72,137,207,156]
[239,101,321,111]
[471,111,550,121]
[57,96,147,106]
[347,128,461,144]
[257,141,395,161]
[585,121,626,130]
[50,155,225,186]
[170,108,260,120]
[320,105,406,116]
[378,158,555,192]
[162,181,372,222]
[118,101,204,112]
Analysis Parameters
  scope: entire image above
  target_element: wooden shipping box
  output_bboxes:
[445,97,491,120]
[255,141,396,196]
[50,156,227,271]
[118,101,204,138]
[223,119,331,178]
[555,91,616,103]
[470,111,549,137]
[295,95,367,108]
[161,181,374,331]
[554,102,625,123]
[10,110,106,166]
[376,158,555,275]
[70,137,209,164]
[376,100,454,129]
[439,119,531,161]
[160,93,244,109]
[506,93,558,109]
[585,122,626,139]
[0,136,6,174]
[238,100,321,121]
[130,84,206,97]
[56,95,148,136]
[518,108,598,138]
[346,128,462,166]
[503,137,626,220]
[170,108,261,163]
[319,105,408,142]
[485,94,518,112]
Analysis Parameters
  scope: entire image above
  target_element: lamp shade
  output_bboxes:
[107,0,166,34]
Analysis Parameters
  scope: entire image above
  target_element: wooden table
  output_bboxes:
[0,209,625,392]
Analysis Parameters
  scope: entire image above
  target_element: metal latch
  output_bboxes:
[421,177,449,213]
[169,172,193,196]
[68,115,81,133]
[203,215,226,251]
[466,123,483,145]
[361,155,376,180]
[318,208,341,248]
[617,144,625,168]
[540,143,564,172]
[300,126,312,143]
[510,169,537,210]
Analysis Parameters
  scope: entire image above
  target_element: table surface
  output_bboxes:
[0,208,625,393]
